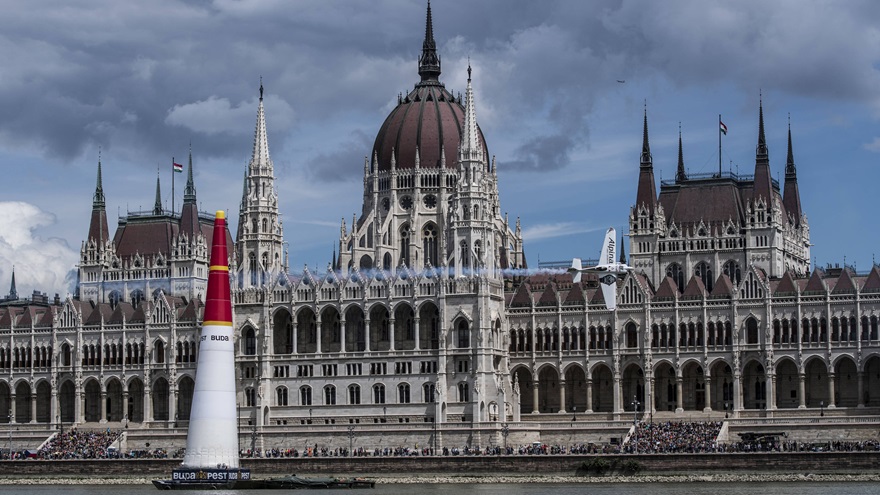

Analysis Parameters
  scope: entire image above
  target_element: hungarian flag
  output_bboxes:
[720,121,728,135]
[173,162,184,173]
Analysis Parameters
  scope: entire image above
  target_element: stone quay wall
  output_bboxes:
[0,452,878,478]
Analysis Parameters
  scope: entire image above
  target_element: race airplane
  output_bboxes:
[568,227,633,310]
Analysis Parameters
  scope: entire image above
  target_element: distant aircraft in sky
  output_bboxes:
[617,80,625,83]
[568,227,633,310]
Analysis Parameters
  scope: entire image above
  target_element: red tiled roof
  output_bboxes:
[804,269,827,293]
[863,266,880,292]
[537,282,558,306]
[710,274,734,297]
[681,275,706,298]
[774,270,799,295]
[509,283,532,307]
[832,269,857,294]
[654,276,679,299]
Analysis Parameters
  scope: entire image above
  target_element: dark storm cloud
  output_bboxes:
[305,130,373,182]
[0,0,878,178]
[505,135,575,172]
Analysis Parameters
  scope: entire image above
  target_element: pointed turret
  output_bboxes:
[183,147,197,205]
[180,148,200,237]
[635,106,657,215]
[460,63,482,160]
[7,267,17,301]
[782,117,802,226]
[675,124,686,183]
[418,1,441,83]
[618,235,626,264]
[250,78,272,171]
[752,96,773,207]
[87,156,110,246]
[153,173,163,215]
[236,80,286,287]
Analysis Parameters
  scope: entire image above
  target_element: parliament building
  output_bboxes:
[1,3,878,450]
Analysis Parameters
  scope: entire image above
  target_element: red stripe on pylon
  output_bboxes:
[204,210,232,324]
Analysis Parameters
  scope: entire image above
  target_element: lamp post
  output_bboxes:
[631,396,640,454]
[347,425,355,457]
[308,408,312,424]
[820,400,825,418]
[724,402,729,419]
[7,410,12,459]
[501,423,509,454]
[571,405,576,423]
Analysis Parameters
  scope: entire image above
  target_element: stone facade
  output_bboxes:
[0,4,878,452]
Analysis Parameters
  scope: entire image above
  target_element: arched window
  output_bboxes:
[423,383,436,403]
[249,252,258,286]
[694,261,713,292]
[373,384,386,404]
[723,260,742,286]
[244,328,256,356]
[324,385,336,405]
[276,387,288,406]
[666,263,684,291]
[154,340,165,364]
[383,252,392,271]
[300,386,312,406]
[458,382,470,402]
[398,383,411,404]
[62,343,71,367]
[348,384,361,405]
[460,241,470,273]
[746,317,759,344]
[457,320,470,348]
[245,388,256,407]
[626,322,638,348]
[474,241,482,268]
[399,224,411,267]
[262,218,268,233]
[423,224,438,267]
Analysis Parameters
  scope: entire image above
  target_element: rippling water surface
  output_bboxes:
[0,482,878,495]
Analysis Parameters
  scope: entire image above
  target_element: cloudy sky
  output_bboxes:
[2,0,880,298]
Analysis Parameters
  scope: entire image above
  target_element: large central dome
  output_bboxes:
[371,3,487,173]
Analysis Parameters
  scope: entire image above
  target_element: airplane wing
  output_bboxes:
[599,227,616,266]
[568,258,583,283]
[599,274,617,310]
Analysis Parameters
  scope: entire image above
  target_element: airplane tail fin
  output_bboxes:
[568,258,583,283]
[599,227,616,266]
[600,275,618,310]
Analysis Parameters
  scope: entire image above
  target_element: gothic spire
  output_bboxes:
[757,95,768,159]
[782,115,803,226]
[183,145,197,204]
[250,80,272,170]
[635,104,657,215]
[752,95,773,206]
[8,266,17,300]
[153,172,163,215]
[87,156,110,245]
[618,235,626,264]
[460,62,481,157]
[785,115,796,177]
[418,1,441,83]
[640,104,652,167]
[676,123,686,182]
[93,153,106,209]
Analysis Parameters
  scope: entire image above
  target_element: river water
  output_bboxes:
[0,482,877,495]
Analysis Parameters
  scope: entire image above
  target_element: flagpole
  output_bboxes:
[172,156,175,215]
[718,114,722,176]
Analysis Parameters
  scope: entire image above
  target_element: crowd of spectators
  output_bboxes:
[2,421,877,460]
[36,428,121,459]
[623,421,723,454]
